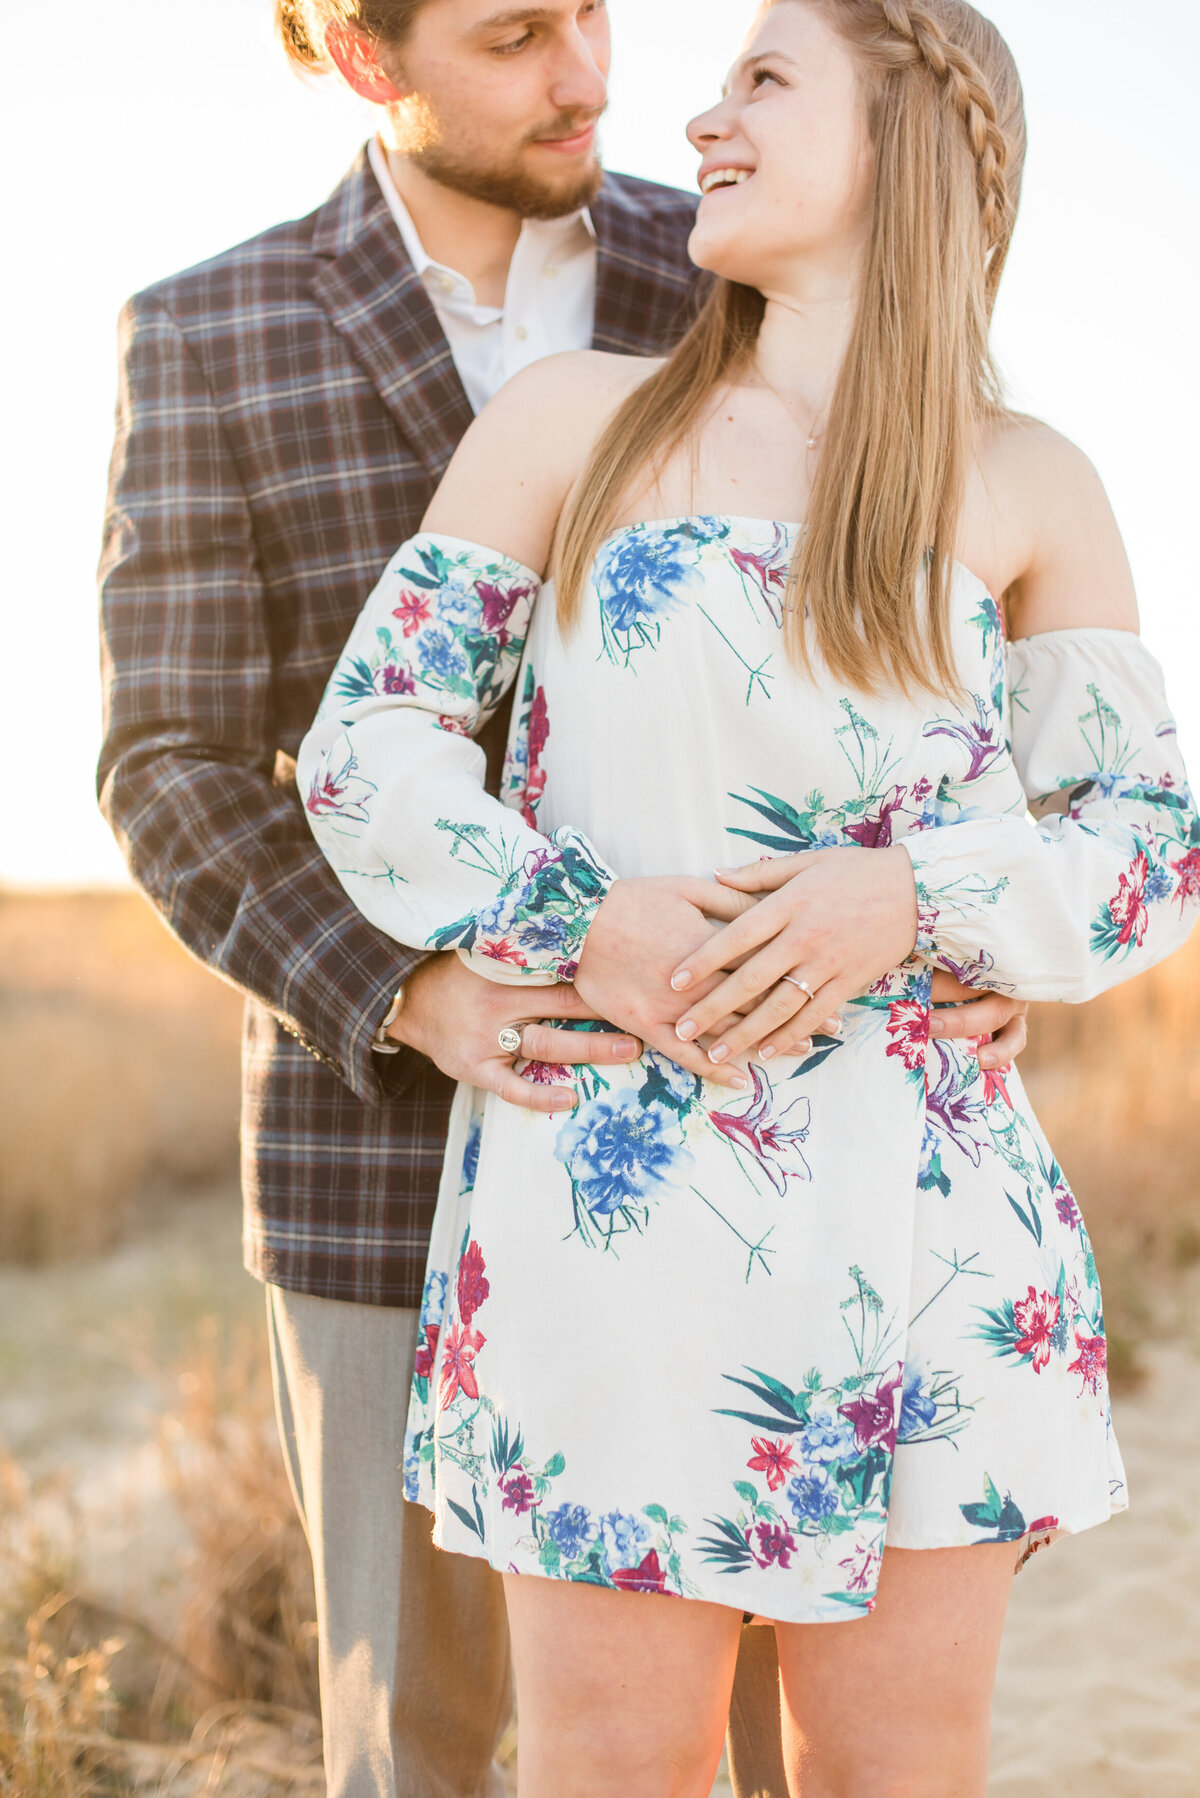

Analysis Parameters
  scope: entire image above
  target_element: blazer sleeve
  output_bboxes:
[901,629,1200,1002]
[97,294,429,1105]
[296,532,616,985]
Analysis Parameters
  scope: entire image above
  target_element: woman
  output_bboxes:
[298,1,1199,1791]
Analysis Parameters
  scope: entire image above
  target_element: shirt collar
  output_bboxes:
[368,134,595,295]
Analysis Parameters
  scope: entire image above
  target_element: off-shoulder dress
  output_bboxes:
[298,516,1199,1623]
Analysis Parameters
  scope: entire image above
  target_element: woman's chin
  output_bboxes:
[685,224,767,290]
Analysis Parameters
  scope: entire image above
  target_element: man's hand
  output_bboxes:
[928,973,1028,1070]
[389,954,641,1114]
[573,876,759,1091]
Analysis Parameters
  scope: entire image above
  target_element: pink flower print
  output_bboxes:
[839,1371,903,1455]
[1109,850,1150,947]
[456,1240,490,1326]
[1068,1331,1107,1396]
[729,525,791,621]
[611,1550,669,1595]
[392,589,432,636]
[477,937,528,967]
[709,1067,811,1195]
[438,1321,485,1409]
[521,1060,575,1086]
[521,684,551,827]
[1054,1188,1081,1230]
[413,1322,439,1382]
[980,1062,1012,1108]
[1012,1286,1061,1373]
[436,714,471,736]
[1171,846,1200,909]
[885,1000,929,1072]
[838,1545,881,1599]
[500,1470,538,1515]
[379,662,416,696]
[751,1522,797,1569]
[304,741,375,826]
[923,698,1004,782]
[747,1437,799,1493]
[479,578,536,636]
[843,785,908,849]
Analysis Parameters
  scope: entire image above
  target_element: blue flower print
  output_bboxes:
[898,1361,939,1441]
[554,1091,693,1218]
[600,1510,650,1570]
[462,1122,482,1194]
[418,623,469,684]
[641,1046,701,1108]
[798,1409,858,1467]
[596,530,696,634]
[786,1471,840,1525]
[1145,863,1174,904]
[546,1503,594,1558]
[418,1268,448,1334]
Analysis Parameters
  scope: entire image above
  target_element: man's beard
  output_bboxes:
[408,109,605,220]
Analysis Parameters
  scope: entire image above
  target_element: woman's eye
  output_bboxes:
[752,68,784,90]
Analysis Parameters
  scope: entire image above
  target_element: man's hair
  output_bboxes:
[276,0,428,71]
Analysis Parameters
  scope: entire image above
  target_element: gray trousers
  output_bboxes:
[267,1285,788,1798]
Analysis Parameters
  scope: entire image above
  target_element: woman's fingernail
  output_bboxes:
[979,1053,995,1069]
[676,1019,697,1042]
[671,971,693,992]
[613,1038,639,1058]
[708,1044,730,1064]
[550,1092,576,1111]
[929,1016,945,1036]
[760,1045,777,1061]
[729,1073,749,1091]
[796,1040,813,1057]
[714,867,736,878]
[824,1017,843,1035]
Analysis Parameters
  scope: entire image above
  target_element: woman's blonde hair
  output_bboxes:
[554,0,1027,695]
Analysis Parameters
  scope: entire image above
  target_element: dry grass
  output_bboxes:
[0,891,242,1263]
[0,1319,323,1796]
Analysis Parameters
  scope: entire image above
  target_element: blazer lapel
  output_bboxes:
[311,151,474,485]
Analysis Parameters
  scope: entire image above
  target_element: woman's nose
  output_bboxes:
[687,102,733,152]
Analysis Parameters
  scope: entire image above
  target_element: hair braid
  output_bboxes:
[872,0,1012,263]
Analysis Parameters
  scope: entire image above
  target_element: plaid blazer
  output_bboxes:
[99,147,701,1308]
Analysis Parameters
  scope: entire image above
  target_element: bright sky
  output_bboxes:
[3,0,1197,888]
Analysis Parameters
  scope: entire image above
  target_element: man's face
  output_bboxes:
[382,0,611,218]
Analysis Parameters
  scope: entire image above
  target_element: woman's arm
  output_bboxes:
[663,432,1199,1059]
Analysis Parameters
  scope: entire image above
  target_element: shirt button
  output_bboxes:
[543,265,558,279]
[514,325,529,342]
[436,274,454,295]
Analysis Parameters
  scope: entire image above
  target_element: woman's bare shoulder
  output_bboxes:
[975,414,1139,639]
[422,352,666,572]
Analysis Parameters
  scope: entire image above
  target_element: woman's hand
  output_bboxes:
[669,848,919,1064]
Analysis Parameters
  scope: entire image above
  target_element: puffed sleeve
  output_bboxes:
[902,629,1200,1001]
[296,533,615,986]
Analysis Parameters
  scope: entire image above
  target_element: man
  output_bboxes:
[98,2,1027,1792]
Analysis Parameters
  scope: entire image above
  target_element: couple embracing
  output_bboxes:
[99,1,1199,1794]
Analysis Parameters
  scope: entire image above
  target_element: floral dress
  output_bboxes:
[298,516,1199,1623]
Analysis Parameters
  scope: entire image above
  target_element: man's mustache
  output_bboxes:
[527,104,607,147]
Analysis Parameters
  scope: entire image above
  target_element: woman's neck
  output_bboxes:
[752,278,860,421]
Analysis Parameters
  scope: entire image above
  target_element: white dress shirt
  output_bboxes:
[368,137,598,415]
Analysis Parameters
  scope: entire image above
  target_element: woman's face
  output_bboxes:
[686,1,876,294]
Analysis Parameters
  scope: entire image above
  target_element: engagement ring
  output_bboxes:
[783,976,815,1001]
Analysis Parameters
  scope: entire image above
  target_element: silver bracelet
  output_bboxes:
[370,985,406,1055]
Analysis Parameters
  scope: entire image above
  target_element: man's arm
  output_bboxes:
[98,294,434,1104]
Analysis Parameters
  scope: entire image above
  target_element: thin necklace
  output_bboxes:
[755,366,834,452]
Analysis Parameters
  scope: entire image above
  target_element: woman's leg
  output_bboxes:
[503,1575,743,1798]
[775,1545,1015,1798]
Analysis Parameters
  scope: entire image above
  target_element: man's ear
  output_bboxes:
[324,20,406,103]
